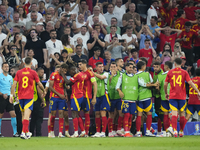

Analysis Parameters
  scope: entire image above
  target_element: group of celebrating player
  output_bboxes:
[9,56,200,139]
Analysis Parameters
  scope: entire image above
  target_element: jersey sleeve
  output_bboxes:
[165,72,170,83]
[89,71,96,83]
[70,73,79,83]
[33,71,40,83]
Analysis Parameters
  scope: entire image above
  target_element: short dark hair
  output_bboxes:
[96,62,103,67]
[185,21,192,27]
[107,3,114,7]
[196,68,200,76]
[151,16,158,22]
[25,57,32,65]
[76,44,82,48]
[126,26,133,30]
[174,58,182,65]
[165,61,173,69]
[36,67,44,72]
[110,61,117,66]
[93,46,101,51]
[81,25,88,30]
[30,29,37,34]
[110,25,117,29]
[64,2,70,6]
[139,57,148,65]
[55,65,61,69]
[154,62,161,66]
[115,58,123,64]
[131,48,138,53]
[111,17,117,21]
[13,25,20,30]
[79,59,87,64]
[145,38,150,42]
[125,63,134,67]
[152,0,158,4]
[137,61,145,70]
[50,29,56,33]
[61,63,69,69]
[2,62,8,67]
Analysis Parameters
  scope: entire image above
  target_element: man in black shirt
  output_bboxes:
[40,21,54,42]
[71,44,87,65]
[25,29,48,67]
[87,30,105,58]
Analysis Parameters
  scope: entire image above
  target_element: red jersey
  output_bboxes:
[174,18,189,30]
[159,32,177,52]
[184,6,199,21]
[16,2,31,15]
[188,76,200,105]
[49,72,65,98]
[14,68,40,100]
[158,7,168,27]
[197,59,200,68]
[167,7,178,26]
[70,72,84,99]
[88,57,104,69]
[192,24,200,47]
[165,67,191,100]
[139,48,153,67]
[82,70,95,99]
[179,29,198,49]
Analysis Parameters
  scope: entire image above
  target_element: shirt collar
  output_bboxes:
[93,56,99,60]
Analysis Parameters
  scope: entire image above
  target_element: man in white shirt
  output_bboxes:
[26,3,43,22]
[73,26,90,46]
[147,0,159,26]
[0,25,6,46]
[45,30,63,59]
[112,0,131,27]
[69,0,80,15]
[87,6,108,26]
[103,3,117,26]
[122,26,138,49]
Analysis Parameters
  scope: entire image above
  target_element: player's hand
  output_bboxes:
[165,94,169,100]
[119,91,124,99]
[9,96,13,104]
[154,81,159,87]
[59,94,66,100]
[65,95,69,102]
[41,101,46,108]
[3,94,8,99]
[15,98,19,103]
[91,98,96,106]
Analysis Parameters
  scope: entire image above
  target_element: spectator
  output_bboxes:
[181,56,192,76]
[88,46,104,70]
[97,3,104,15]
[137,25,154,50]
[79,0,91,21]
[47,7,58,23]
[18,6,27,25]
[50,52,62,73]
[0,52,5,73]
[73,26,90,47]
[122,18,138,35]
[26,3,43,22]
[194,9,200,20]
[0,4,13,25]
[123,48,139,64]
[55,12,72,39]
[161,43,173,64]
[21,49,38,70]
[5,45,21,68]
[26,22,44,41]
[92,15,107,35]
[0,25,7,46]
[155,26,182,53]
[43,13,52,29]
[16,0,31,15]
[94,24,105,40]
[25,29,47,67]
[192,17,200,61]
[87,30,105,58]
[47,0,62,17]
[41,21,54,42]
[38,1,47,17]
[113,0,131,28]
[147,0,158,26]
[122,3,141,30]
[148,16,160,49]
[60,49,74,66]
[46,29,63,59]
[98,0,112,13]
[13,33,25,58]
[73,14,93,34]
[103,50,114,71]
[174,42,185,59]
[71,44,88,65]
[104,25,122,47]
[87,6,108,26]
[177,21,200,66]
[103,3,117,27]
[107,36,127,59]
[61,34,74,56]
[166,0,178,27]
[75,37,88,55]
[122,26,138,49]
[9,25,27,45]
[183,1,198,21]
[139,39,157,67]
[68,0,80,15]
[106,17,121,34]
[25,11,38,30]
[2,0,14,17]
[61,2,75,23]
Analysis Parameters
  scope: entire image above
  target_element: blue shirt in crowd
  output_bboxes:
[0,73,13,95]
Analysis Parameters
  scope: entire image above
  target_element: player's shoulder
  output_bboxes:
[86,69,94,76]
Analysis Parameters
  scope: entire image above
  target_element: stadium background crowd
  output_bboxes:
[0,0,200,137]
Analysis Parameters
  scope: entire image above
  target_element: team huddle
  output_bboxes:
[8,57,200,139]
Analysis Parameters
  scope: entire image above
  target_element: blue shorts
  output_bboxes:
[81,97,91,112]
[49,104,51,113]
[19,99,34,111]
[94,94,110,111]
[110,99,122,112]
[50,97,66,111]
[65,102,68,111]
[169,99,186,111]
[122,101,137,114]
[186,105,200,115]
[136,99,153,112]
[161,100,170,112]
[71,96,84,111]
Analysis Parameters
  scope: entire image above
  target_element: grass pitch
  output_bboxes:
[1,136,200,150]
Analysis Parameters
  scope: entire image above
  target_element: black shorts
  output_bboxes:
[155,97,161,112]
[0,95,14,113]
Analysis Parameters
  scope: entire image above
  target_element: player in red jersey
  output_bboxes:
[78,59,97,137]
[61,65,86,138]
[49,63,68,138]
[164,58,200,137]
[174,10,190,30]
[9,57,45,139]
[179,68,200,137]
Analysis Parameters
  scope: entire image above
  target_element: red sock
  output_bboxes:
[123,113,130,131]
[95,117,101,133]
[180,116,187,131]
[146,115,152,130]
[65,125,69,131]
[128,114,133,130]
[171,116,177,131]
[73,118,78,132]
[163,115,169,130]
[102,116,108,133]
[59,118,64,133]
[136,116,141,132]
[84,114,90,135]
[22,119,29,133]
[108,118,113,133]
[157,118,162,132]
[113,124,117,131]
[78,117,85,131]
[48,125,51,133]
[50,116,55,131]
[117,116,123,131]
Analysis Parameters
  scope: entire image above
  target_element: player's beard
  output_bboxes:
[12,73,16,78]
